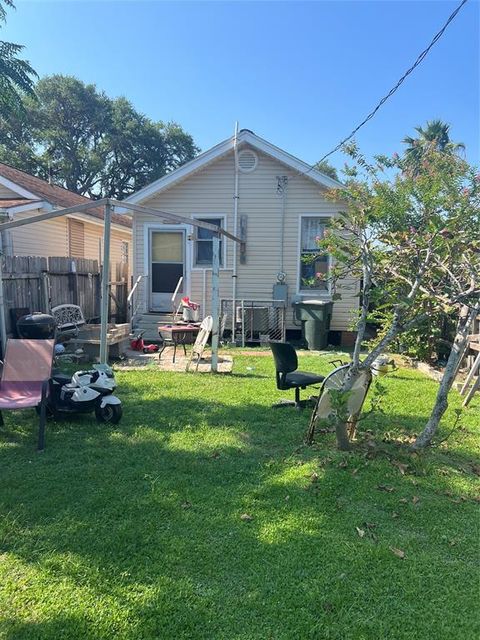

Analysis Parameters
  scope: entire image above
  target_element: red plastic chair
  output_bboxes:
[0,339,54,450]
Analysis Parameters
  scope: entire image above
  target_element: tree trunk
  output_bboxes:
[335,417,352,451]
[413,304,479,449]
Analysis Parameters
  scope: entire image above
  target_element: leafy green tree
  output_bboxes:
[0,74,199,199]
[99,98,198,198]
[0,0,37,116]
[402,119,465,168]
[314,159,339,181]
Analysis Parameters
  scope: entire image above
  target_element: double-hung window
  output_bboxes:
[194,217,224,267]
[299,216,329,291]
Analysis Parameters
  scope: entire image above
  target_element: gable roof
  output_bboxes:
[0,163,131,228]
[125,129,342,204]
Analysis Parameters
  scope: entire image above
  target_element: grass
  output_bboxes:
[0,352,478,639]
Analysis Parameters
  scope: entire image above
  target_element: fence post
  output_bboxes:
[0,235,7,353]
[41,272,50,313]
[69,260,79,306]
[211,233,220,373]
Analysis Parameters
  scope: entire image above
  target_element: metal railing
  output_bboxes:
[220,298,286,346]
[171,276,184,321]
[128,274,146,326]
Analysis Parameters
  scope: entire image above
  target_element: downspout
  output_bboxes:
[277,175,288,277]
[231,121,240,341]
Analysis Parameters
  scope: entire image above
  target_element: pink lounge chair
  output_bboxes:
[0,339,54,451]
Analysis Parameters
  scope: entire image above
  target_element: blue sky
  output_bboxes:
[4,1,479,170]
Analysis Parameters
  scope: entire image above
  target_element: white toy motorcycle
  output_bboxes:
[47,366,122,424]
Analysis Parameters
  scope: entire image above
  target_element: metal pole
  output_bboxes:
[211,233,220,373]
[99,202,112,364]
[0,234,7,354]
[241,299,245,348]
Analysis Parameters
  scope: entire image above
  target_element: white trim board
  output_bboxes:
[0,175,40,200]
[1,201,47,215]
[125,130,343,205]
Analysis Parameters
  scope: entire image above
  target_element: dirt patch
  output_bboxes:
[114,347,233,373]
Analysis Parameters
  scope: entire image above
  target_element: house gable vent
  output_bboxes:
[237,149,258,173]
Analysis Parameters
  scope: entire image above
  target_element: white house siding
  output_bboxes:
[9,210,131,283]
[133,147,359,332]
[10,209,69,256]
[81,221,132,282]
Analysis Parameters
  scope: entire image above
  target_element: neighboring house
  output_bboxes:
[0,163,132,280]
[126,129,359,343]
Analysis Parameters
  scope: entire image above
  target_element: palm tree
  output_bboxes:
[403,120,465,165]
[0,1,37,115]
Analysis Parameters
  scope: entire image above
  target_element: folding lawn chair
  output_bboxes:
[305,363,372,445]
[0,339,55,451]
[186,316,213,372]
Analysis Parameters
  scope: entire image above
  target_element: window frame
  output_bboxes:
[297,214,332,296]
[191,214,227,270]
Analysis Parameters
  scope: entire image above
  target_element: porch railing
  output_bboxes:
[128,274,146,326]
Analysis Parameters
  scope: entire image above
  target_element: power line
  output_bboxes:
[293,0,469,182]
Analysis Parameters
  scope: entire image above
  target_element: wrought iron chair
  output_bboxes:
[269,342,325,409]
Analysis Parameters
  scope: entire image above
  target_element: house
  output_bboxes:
[0,163,132,279]
[126,129,359,344]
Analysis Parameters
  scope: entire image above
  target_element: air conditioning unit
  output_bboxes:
[236,306,269,336]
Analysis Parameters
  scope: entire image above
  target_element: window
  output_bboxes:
[194,217,224,267]
[299,217,329,291]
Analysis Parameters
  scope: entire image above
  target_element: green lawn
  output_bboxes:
[0,353,479,640]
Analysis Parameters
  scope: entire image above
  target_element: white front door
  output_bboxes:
[149,230,185,312]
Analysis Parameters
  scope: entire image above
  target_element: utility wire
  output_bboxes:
[293,0,469,181]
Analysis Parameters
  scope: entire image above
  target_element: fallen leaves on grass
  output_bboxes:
[390,547,406,559]
[412,495,420,505]
[240,513,253,522]
[356,522,378,542]
[392,461,409,475]
[181,501,192,509]
[377,485,395,493]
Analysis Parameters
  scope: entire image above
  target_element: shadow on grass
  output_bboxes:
[0,382,479,639]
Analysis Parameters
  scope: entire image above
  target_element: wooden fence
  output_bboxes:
[2,255,128,336]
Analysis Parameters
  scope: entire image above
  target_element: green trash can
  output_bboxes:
[294,300,333,350]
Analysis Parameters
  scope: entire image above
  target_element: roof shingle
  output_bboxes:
[0,163,131,228]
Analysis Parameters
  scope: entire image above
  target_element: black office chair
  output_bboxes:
[269,342,325,409]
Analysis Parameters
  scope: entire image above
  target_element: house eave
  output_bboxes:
[1,200,51,215]
[124,130,343,205]
[0,175,40,200]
